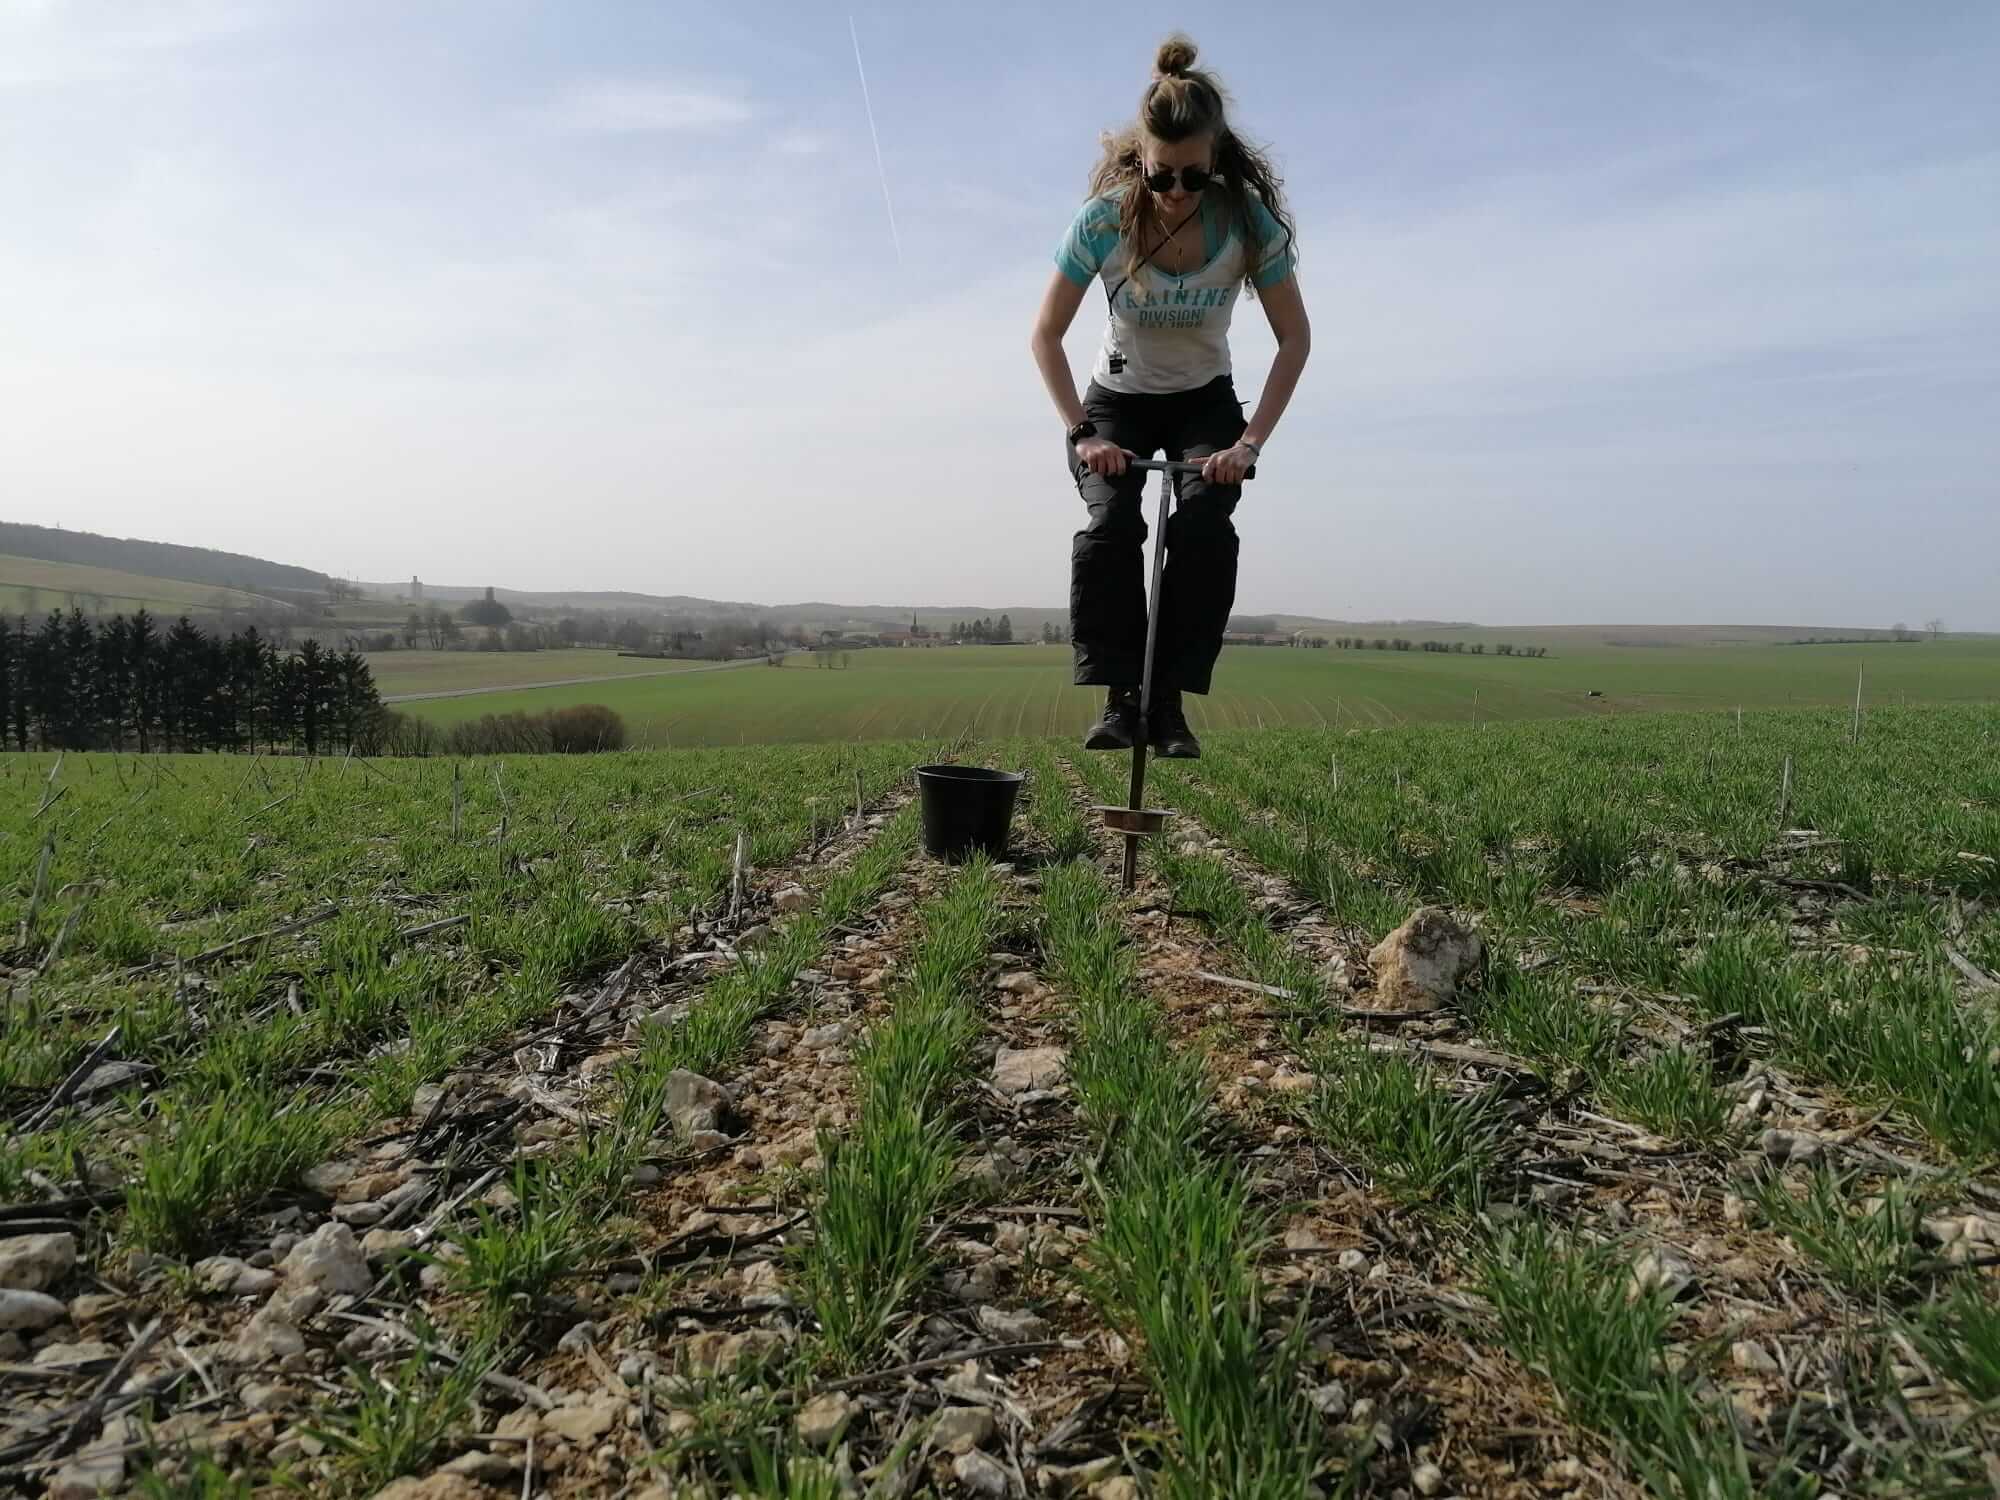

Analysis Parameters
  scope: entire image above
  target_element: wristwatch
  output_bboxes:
[1067,419,1098,444]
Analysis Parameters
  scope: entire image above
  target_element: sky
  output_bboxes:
[3,0,1996,630]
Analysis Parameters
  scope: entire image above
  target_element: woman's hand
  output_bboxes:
[1076,436,1134,478]
[1200,442,1257,485]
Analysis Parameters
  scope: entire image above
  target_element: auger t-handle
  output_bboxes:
[1125,457,1258,481]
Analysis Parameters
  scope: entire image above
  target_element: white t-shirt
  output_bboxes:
[1055,189,1295,395]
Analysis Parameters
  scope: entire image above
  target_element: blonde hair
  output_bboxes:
[1086,34,1297,294]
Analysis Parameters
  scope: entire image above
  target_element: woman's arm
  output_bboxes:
[1031,270,1129,477]
[1241,273,1310,450]
[1029,269,1092,432]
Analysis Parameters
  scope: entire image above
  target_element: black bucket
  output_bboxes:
[915,765,1024,861]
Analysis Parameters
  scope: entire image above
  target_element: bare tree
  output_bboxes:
[1926,617,1945,640]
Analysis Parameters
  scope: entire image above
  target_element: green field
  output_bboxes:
[7,706,2000,1496]
[395,638,2000,746]
[0,554,283,617]
[365,647,724,698]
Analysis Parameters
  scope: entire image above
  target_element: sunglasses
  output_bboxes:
[1142,163,1213,194]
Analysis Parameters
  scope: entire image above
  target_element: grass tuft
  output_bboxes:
[126,1089,336,1256]
[447,1157,605,1324]
[1601,1047,1740,1149]
[1305,1034,1499,1210]
[1478,1222,1807,1500]
[1743,1167,1930,1299]
[1905,1280,2000,1401]
[796,858,999,1368]
[305,1340,489,1495]
[796,1108,957,1368]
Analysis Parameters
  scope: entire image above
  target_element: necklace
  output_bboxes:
[1102,203,1207,316]
[1146,205,1203,288]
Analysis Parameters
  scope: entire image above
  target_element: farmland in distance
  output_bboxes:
[389,637,2000,747]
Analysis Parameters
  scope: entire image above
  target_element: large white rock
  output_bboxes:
[0,1232,75,1293]
[281,1221,371,1297]
[1366,907,1483,1011]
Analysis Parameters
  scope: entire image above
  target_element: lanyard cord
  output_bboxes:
[1103,203,1204,315]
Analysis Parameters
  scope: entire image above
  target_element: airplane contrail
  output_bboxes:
[848,14,903,265]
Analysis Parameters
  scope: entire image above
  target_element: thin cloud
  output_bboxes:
[769,128,832,156]
[547,79,754,134]
[0,0,263,88]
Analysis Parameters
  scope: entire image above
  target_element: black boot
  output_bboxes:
[1149,689,1201,759]
[1083,687,1142,750]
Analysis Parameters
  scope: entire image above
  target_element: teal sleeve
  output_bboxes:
[1055,197,1121,287]
[1247,197,1297,289]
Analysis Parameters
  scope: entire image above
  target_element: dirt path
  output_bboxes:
[381,653,784,703]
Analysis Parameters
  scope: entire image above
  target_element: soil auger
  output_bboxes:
[1094,455,1254,891]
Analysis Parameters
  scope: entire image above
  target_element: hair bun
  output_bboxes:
[1154,34,1197,79]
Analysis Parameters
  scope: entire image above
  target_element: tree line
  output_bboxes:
[0,609,384,755]
[353,594,787,662]
[949,616,1014,643]
[1331,637,1550,658]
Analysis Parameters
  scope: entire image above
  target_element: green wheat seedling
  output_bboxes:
[1546,807,1638,893]
[1905,1281,2000,1402]
[701,1415,928,1500]
[796,1107,958,1368]
[1601,1047,1741,1150]
[1075,1154,1320,1500]
[650,1360,790,1478]
[130,1455,256,1500]
[1163,709,2000,1175]
[1688,935,2000,1159]
[795,860,1000,1369]
[125,1087,337,1256]
[1019,741,1094,860]
[6,742,920,1263]
[1477,1223,1802,1500]
[1477,1223,1679,1434]
[1037,857,1323,1494]
[303,1338,490,1495]
[1149,844,1324,1013]
[1744,1167,1932,1300]
[447,1157,605,1324]
[1465,961,1626,1078]
[1305,1033,1499,1210]
[852,860,999,1122]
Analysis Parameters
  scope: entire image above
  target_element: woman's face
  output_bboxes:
[1142,134,1214,214]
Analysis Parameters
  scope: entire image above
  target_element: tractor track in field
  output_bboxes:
[380,654,777,704]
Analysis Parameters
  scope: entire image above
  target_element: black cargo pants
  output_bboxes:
[1065,373,1246,695]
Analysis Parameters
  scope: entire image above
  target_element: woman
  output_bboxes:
[1030,33,1310,759]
